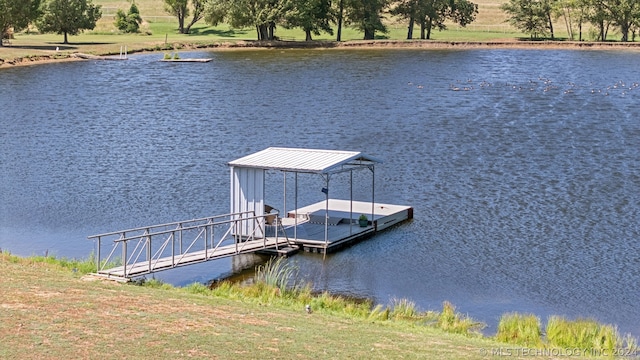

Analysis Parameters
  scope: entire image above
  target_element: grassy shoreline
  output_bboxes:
[0,252,507,359]
[0,251,635,359]
[3,26,640,69]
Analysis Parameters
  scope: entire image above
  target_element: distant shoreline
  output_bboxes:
[3,39,640,69]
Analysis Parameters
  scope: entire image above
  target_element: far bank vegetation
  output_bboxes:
[2,0,639,48]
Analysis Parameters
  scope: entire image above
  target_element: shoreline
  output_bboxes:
[2,39,640,69]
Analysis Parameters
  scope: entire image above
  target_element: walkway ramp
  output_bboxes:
[88,211,291,282]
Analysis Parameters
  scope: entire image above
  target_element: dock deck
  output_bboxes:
[277,199,413,252]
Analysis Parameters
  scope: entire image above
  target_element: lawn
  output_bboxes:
[0,253,565,360]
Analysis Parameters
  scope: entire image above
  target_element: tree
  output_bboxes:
[37,0,101,44]
[501,0,551,38]
[390,0,419,39]
[217,0,286,40]
[164,0,207,34]
[114,2,142,33]
[283,0,334,40]
[600,0,640,41]
[345,0,389,40]
[336,0,345,40]
[0,0,42,46]
[391,0,478,40]
[203,0,227,26]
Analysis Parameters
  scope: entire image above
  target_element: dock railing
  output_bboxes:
[88,210,290,281]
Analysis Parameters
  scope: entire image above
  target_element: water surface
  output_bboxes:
[1,48,638,336]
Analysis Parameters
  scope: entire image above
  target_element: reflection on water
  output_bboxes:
[1,49,639,336]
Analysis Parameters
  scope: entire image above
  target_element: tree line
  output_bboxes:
[1,0,478,45]
[501,0,640,41]
[176,0,479,41]
[2,0,639,46]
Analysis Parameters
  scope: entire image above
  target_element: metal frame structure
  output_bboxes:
[88,210,291,281]
[229,148,381,252]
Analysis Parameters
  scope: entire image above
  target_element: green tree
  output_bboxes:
[164,0,207,34]
[501,0,551,38]
[390,0,419,39]
[37,0,102,44]
[586,0,611,40]
[345,0,388,40]
[0,0,42,46]
[219,0,286,40]
[336,0,345,40]
[203,0,227,26]
[114,2,142,33]
[283,0,334,40]
[391,0,478,39]
[600,0,640,41]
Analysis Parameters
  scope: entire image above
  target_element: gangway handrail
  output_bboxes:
[88,210,291,280]
[87,211,257,240]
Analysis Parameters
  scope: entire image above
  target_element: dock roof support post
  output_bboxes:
[324,174,330,255]
[372,165,376,225]
[371,165,375,227]
[349,169,353,235]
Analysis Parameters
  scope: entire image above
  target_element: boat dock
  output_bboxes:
[277,199,412,253]
[88,147,412,282]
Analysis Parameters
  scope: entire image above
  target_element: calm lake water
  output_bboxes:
[1,48,639,337]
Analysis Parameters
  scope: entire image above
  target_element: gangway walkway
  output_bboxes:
[88,211,291,282]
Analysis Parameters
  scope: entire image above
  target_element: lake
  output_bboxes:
[1,48,638,337]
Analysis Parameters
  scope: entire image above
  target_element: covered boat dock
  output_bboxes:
[229,147,413,253]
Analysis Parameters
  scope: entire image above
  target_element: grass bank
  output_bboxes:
[1,251,634,359]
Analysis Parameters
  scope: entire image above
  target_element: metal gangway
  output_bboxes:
[88,210,292,282]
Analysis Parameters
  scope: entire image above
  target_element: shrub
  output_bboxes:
[496,313,542,346]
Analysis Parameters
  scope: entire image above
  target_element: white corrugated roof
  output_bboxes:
[228,147,381,174]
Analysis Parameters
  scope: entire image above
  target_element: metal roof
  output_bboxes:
[228,147,382,174]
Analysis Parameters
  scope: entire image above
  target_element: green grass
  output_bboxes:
[0,251,520,359]
[1,250,638,358]
[546,316,619,352]
[496,313,542,347]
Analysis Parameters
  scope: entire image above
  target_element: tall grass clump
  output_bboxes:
[389,298,419,320]
[368,304,390,321]
[546,316,618,352]
[255,256,298,292]
[437,301,484,336]
[496,313,542,346]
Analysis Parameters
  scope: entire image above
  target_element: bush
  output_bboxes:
[496,313,542,346]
